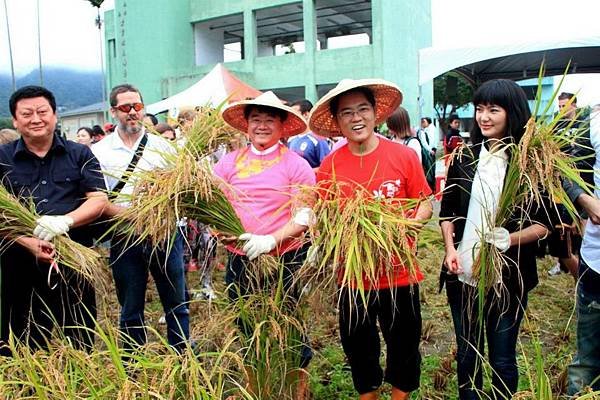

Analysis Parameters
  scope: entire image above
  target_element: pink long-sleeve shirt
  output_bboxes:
[213,143,315,255]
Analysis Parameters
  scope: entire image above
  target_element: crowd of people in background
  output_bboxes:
[0,80,599,400]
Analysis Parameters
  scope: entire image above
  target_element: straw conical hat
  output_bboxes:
[309,79,402,137]
[221,91,307,137]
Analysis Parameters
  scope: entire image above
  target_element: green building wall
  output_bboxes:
[105,0,434,121]
[104,0,194,105]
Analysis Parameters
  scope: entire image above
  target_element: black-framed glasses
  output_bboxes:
[337,105,374,121]
[114,102,144,113]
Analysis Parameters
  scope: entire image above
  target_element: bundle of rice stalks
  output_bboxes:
[179,103,237,158]
[308,182,425,301]
[0,185,102,282]
[182,177,245,238]
[516,112,591,223]
[228,287,308,399]
[109,104,245,248]
[112,160,244,249]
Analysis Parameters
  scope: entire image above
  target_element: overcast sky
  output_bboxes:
[0,0,109,74]
[1,0,600,104]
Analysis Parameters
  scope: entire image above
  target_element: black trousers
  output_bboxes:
[339,285,422,394]
[0,245,96,354]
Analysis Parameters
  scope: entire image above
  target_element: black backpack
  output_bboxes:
[405,136,436,192]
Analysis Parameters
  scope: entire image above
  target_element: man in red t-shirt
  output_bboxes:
[309,79,433,400]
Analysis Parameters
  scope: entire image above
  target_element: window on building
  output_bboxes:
[224,42,242,62]
[109,39,116,58]
[264,86,306,103]
[315,0,372,51]
[327,33,369,49]
[256,2,304,58]
[317,83,337,99]
[520,85,538,101]
[194,13,244,65]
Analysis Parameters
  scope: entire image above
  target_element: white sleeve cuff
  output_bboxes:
[292,207,315,227]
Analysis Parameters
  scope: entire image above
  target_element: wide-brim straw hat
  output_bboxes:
[309,78,403,137]
[221,91,307,137]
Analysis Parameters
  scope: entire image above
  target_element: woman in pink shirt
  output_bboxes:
[213,91,315,375]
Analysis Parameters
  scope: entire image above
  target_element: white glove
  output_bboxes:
[292,207,315,227]
[33,215,74,241]
[306,245,319,267]
[484,227,511,253]
[239,233,277,260]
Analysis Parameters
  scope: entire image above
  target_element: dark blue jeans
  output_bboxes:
[110,233,189,351]
[447,278,527,400]
[568,259,600,395]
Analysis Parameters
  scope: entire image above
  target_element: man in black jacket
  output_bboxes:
[0,86,107,354]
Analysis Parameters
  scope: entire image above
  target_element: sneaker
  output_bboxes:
[158,315,167,324]
[194,288,217,301]
[204,288,217,300]
[548,262,563,276]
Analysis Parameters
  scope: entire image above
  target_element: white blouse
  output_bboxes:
[457,144,508,286]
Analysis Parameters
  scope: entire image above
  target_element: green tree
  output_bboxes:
[0,118,13,130]
[434,72,473,132]
[85,0,104,7]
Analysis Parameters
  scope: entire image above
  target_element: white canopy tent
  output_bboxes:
[146,63,262,115]
[418,36,600,86]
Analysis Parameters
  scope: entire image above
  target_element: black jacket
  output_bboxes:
[563,120,595,204]
[439,142,550,294]
[0,134,105,247]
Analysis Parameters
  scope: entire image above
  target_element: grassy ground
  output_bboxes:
[122,223,580,399]
[1,222,581,399]
[300,227,578,399]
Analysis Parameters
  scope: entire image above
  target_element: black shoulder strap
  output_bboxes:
[420,129,430,145]
[403,136,415,146]
[111,133,148,196]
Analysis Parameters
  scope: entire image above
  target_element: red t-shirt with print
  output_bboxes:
[316,137,432,289]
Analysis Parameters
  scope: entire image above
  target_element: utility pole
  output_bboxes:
[3,0,16,92]
[95,8,108,122]
[36,0,43,85]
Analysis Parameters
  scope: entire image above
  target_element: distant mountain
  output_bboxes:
[0,68,103,117]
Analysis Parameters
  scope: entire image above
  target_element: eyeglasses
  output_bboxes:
[114,102,144,113]
[337,105,374,121]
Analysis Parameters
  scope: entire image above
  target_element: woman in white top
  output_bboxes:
[439,79,550,400]
[386,106,421,162]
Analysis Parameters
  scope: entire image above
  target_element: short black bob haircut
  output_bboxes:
[329,87,376,117]
[290,99,313,114]
[469,79,531,146]
[243,104,288,122]
[9,85,56,117]
[77,126,94,136]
